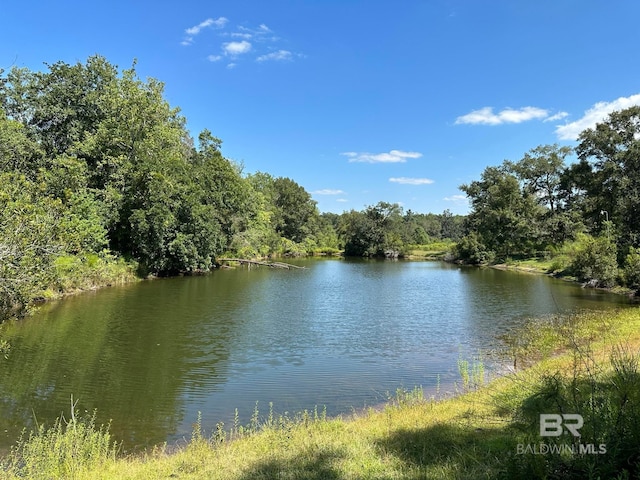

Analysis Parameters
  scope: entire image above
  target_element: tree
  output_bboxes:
[0,109,43,176]
[575,106,640,248]
[503,144,584,245]
[460,165,544,258]
[440,209,465,241]
[506,144,573,214]
[0,56,118,158]
[340,202,405,257]
[271,177,318,243]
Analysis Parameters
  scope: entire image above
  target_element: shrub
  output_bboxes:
[453,232,494,265]
[569,235,618,287]
[623,246,640,290]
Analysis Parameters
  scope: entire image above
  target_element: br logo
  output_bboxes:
[539,414,583,437]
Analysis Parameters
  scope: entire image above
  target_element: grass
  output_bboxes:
[407,241,456,259]
[51,251,139,296]
[3,308,640,479]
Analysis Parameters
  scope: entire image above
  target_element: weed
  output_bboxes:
[2,398,117,479]
[458,354,485,390]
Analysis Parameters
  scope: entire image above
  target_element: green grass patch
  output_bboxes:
[407,240,455,259]
[52,251,138,295]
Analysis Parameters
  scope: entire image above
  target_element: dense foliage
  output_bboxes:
[456,106,640,290]
[0,56,464,321]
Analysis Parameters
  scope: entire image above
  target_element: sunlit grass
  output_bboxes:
[407,241,455,259]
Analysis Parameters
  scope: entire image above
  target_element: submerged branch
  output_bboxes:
[217,258,306,269]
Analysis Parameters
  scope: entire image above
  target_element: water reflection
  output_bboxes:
[0,260,630,451]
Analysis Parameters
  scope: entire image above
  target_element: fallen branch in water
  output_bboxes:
[217,258,306,269]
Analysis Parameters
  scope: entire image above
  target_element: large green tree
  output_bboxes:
[271,177,318,243]
[340,202,404,257]
[506,144,582,244]
[574,106,640,248]
[460,165,544,258]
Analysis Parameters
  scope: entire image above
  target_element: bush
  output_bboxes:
[569,235,618,287]
[278,238,308,257]
[453,232,494,265]
[548,255,571,274]
[53,251,137,292]
[623,246,640,290]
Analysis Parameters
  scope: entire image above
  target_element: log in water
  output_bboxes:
[217,258,306,269]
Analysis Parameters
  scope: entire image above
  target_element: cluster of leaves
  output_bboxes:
[456,106,640,289]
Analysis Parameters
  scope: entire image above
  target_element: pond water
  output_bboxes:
[0,259,631,451]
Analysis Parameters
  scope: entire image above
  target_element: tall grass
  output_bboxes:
[504,345,640,479]
[457,354,485,390]
[2,398,117,479]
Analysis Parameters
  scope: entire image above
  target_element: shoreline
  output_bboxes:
[490,261,638,299]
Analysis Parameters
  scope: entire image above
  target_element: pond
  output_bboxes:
[0,259,631,451]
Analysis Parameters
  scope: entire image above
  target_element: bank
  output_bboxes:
[3,306,640,479]
[491,257,638,299]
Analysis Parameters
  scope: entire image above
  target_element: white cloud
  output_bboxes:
[195,20,302,67]
[336,198,348,203]
[186,17,226,35]
[555,93,640,141]
[226,63,237,69]
[312,189,345,195]
[389,177,434,185]
[257,50,293,62]
[444,194,468,204]
[183,17,228,45]
[231,32,253,39]
[234,24,272,40]
[455,106,549,125]
[544,111,569,122]
[223,40,252,56]
[342,150,423,163]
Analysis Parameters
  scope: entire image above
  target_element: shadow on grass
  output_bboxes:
[237,447,344,480]
[375,422,514,478]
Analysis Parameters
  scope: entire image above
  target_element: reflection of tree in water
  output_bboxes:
[0,272,255,452]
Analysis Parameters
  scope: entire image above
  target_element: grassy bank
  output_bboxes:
[47,252,140,299]
[3,307,640,479]
[406,240,455,260]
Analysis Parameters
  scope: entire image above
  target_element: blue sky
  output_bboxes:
[2,1,640,214]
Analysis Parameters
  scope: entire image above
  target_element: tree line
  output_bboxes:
[0,56,463,321]
[454,105,640,290]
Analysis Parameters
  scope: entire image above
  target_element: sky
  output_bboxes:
[2,1,640,215]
